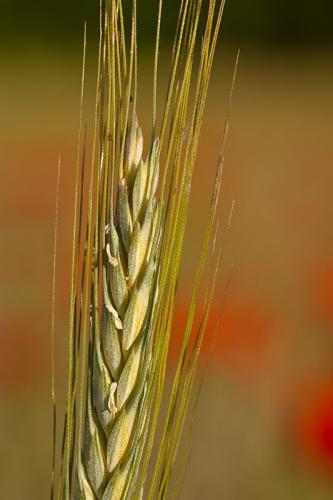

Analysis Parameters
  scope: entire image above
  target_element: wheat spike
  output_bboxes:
[77,117,160,499]
[56,1,230,498]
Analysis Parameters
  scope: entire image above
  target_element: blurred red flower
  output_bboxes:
[292,379,333,474]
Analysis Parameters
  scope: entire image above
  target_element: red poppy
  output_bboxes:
[292,378,333,474]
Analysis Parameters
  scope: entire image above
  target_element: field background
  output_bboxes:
[1,1,333,498]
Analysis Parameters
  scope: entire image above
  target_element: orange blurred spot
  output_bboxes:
[292,378,333,474]
[0,316,47,392]
[311,261,333,324]
[3,142,75,222]
[214,300,276,377]
[169,296,276,379]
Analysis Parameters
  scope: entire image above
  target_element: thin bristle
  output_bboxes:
[51,157,61,500]
[63,23,87,500]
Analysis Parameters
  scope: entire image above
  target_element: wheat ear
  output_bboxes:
[77,116,160,499]
[55,1,231,498]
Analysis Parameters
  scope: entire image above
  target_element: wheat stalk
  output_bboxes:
[53,1,234,499]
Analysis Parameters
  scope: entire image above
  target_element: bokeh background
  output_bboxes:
[1,1,333,498]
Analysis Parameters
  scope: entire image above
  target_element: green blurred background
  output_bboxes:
[1,1,333,499]
[1,0,333,46]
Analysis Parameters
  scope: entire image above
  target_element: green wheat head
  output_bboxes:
[52,0,236,498]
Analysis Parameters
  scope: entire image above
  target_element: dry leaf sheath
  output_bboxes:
[53,1,233,499]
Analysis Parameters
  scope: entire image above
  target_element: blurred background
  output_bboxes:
[1,1,333,498]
